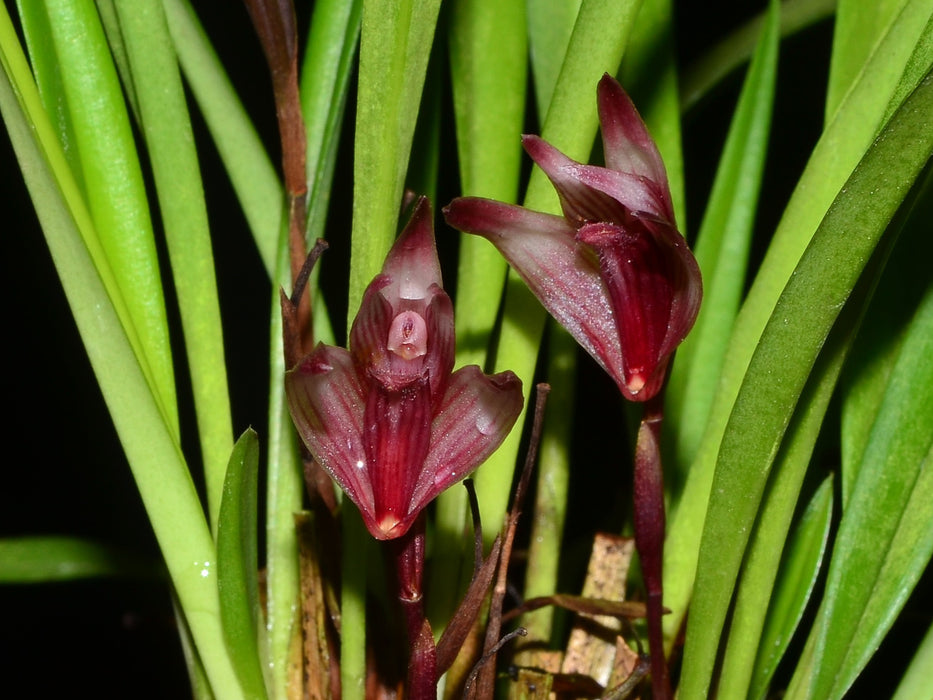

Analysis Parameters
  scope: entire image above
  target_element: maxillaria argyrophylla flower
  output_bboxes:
[286,198,523,540]
[444,74,701,401]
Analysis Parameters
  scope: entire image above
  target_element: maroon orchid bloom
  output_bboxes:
[444,74,701,401]
[286,198,524,540]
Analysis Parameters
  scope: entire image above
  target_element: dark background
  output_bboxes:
[4,2,922,697]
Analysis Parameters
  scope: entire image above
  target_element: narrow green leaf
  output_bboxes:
[349,0,442,317]
[22,0,178,433]
[665,0,779,489]
[447,0,526,368]
[677,69,933,700]
[748,477,833,700]
[431,0,528,625]
[218,429,268,700]
[892,618,933,700]
[263,221,303,700]
[839,14,933,505]
[162,0,283,278]
[825,0,909,121]
[112,0,233,533]
[792,264,933,699]
[519,323,576,646]
[0,13,243,695]
[679,0,835,114]
[0,536,157,582]
[715,176,897,697]
[299,0,361,348]
[527,0,581,116]
[664,0,933,648]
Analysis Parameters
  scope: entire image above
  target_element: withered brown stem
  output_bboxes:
[468,383,550,698]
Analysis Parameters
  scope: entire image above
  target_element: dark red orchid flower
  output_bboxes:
[444,74,701,401]
[286,198,524,540]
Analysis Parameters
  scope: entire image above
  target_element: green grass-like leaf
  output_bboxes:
[0,10,242,694]
[788,242,933,699]
[676,68,933,700]
[430,0,529,626]
[19,0,178,433]
[112,0,234,533]
[750,477,834,700]
[664,0,933,652]
[218,429,268,700]
[162,0,283,278]
[825,0,908,121]
[665,0,779,492]
[892,618,933,700]
[0,536,158,582]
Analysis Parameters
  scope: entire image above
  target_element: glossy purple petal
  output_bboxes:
[444,197,626,385]
[285,344,375,526]
[409,366,524,517]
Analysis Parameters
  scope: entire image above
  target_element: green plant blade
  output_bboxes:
[162,0,283,278]
[430,0,528,627]
[0,536,158,582]
[892,618,933,700]
[111,0,233,533]
[789,251,933,699]
[664,0,933,649]
[665,0,779,489]
[679,0,835,114]
[348,0,442,316]
[825,0,908,121]
[677,68,933,700]
[19,0,178,433]
[218,429,268,700]
[749,477,834,700]
[0,12,242,695]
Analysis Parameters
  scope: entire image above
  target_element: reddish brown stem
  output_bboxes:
[390,515,437,700]
[633,392,670,700]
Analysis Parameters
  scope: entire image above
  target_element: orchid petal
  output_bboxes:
[285,345,375,524]
[522,135,671,224]
[443,197,627,385]
[597,74,670,195]
[365,379,433,539]
[382,197,443,302]
[409,366,524,517]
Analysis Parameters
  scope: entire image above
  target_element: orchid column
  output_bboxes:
[285,198,523,698]
[445,74,702,699]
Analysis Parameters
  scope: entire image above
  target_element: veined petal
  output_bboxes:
[577,218,701,400]
[422,288,455,396]
[365,379,433,539]
[382,197,443,302]
[285,345,374,521]
[597,74,670,194]
[444,197,627,386]
[409,367,524,516]
[522,135,670,224]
